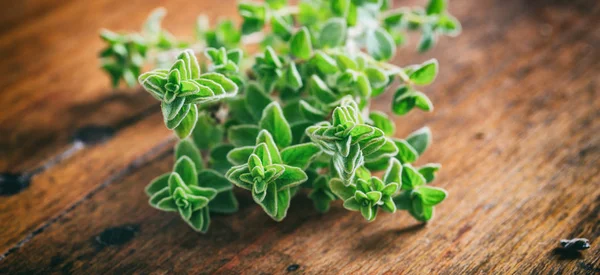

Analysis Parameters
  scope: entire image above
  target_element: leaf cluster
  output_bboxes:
[145,140,238,232]
[101,0,461,232]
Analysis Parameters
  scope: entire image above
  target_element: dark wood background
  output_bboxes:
[1,0,599,273]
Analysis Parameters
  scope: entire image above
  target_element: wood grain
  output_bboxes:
[1,0,599,274]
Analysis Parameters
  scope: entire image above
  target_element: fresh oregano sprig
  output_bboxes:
[101,0,459,232]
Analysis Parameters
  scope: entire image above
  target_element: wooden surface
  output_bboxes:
[1,0,599,274]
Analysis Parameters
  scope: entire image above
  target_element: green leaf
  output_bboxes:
[393,191,412,210]
[406,127,431,155]
[276,165,308,190]
[383,158,402,185]
[414,92,434,112]
[335,54,358,71]
[409,59,438,85]
[228,125,260,147]
[291,121,313,144]
[364,67,389,89]
[313,51,339,74]
[426,0,446,15]
[191,111,224,150]
[285,62,303,90]
[227,146,254,165]
[361,205,377,221]
[369,111,395,136]
[382,9,405,27]
[258,183,278,218]
[162,97,186,121]
[330,0,350,16]
[228,97,256,124]
[401,164,426,190]
[418,163,441,183]
[177,49,201,79]
[364,138,398,162]
[155,194,178,211]
[174,156,198,187]
[366,28,396,61]
[145,173,169,197]
[197,169,233,192]
[225,164,251,190]
[290,27,313,60]
[210,144,234,174]
[392,86,415,115]
[275,188,291,220]
[271,14,293,41]
[259,102,292,148]
[366,191,382,204]
[187,207,210,232]
[174,104,198,139]
[199,72,239,95]
[208,190,239,214]
[410,199,434,222]
[175,139,203,171]
[436,14,462,36]
[281,143,321,169]
[299,100,327,122]
[418,30,436,52]
[394,139,419,163]
[253,143,273,166]
[309,75,337,104]
[245,83,273,121]
[319,18,346,48]
[416,186,447,206]
[355,73,371,98]
[330,178,356,200]
[343,197,361,211]
[168,172,190,195]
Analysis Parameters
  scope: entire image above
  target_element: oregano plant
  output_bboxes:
[99,0,460,232]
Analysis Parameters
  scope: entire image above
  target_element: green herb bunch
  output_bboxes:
[99,0,459,232]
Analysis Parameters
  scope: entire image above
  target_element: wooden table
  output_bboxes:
[1,0,599,273]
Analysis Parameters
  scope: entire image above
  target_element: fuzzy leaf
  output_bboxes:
[174,156,198,187]
[281,143,321,169]
[208,190,239,214]
[145,173,169,196]
[330,178,356,200]
[416,186,447,206]
[191,111,224,149]
[369,111,395,136]
[175,139,203,171]
[409,59,438,85]
[227,146,254,165]
[426,0,446,15]
[259,102,292,148]
[366,28,396,61]
[319,18,346,48]
[401,164,426,190]
[197,169,233,192]
[276,165,308,190]
[228,125,260,147]
[290,27,312,59]
[406,127,432,155]
[256,130,283,164]
[383,158,402,185]
[174,104,198,139]
[418,163,441,183]
[343,197,361,211]
[245,83,272,120]
[394,139,419,164]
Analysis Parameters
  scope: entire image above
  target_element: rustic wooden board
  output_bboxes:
[1,0,599,274]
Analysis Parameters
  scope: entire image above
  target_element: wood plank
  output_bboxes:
[1,0,598,273]
[0,112,174,255]
[0,0,238,172]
